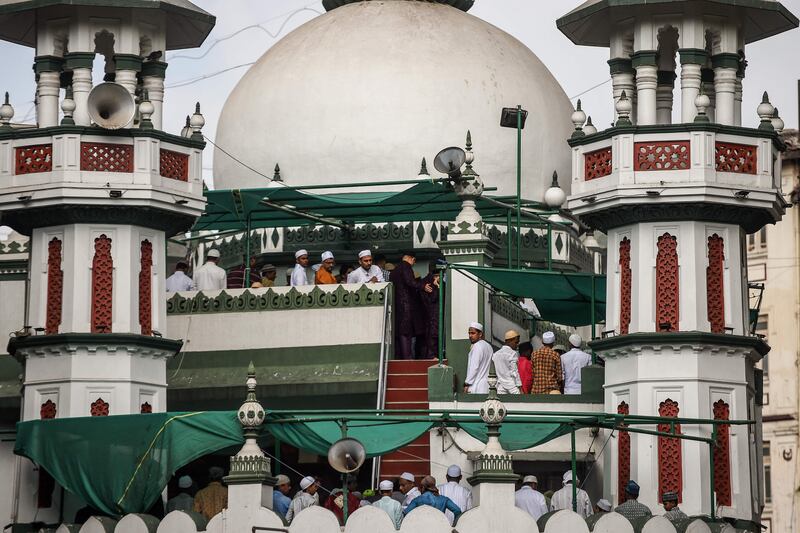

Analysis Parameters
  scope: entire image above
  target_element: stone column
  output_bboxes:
[34,56,64,128]
[141,60,167,130]
[608,58,636,125]
[678,49,707,123]
[64,52,95,126]
[655,71,675,124]
[701,68,716,122]
[712,53,739,126]
[113,53,142,95]
[632,51,658,126]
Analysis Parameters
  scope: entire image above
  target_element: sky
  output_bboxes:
[0,0,798,187]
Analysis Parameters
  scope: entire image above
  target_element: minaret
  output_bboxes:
[0,1,214,523]
[558,0,796,523]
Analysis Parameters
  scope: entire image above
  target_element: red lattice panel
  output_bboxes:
[80,142,133,172]
[159,149,189,182]
[713,400,732,506]
[40,400,56,420]
[635,141,690,171]
[585,146,613,180]
[139,240,153,336]
[715,142,757,175]
[15,144,53,174]
[707,234,725,334]
[90,398,109,416]
[45,238,63,335]
[141,402,153,414]
[656,233,679,332]
[658,399,683,503]
[617,401,631,504]
[91,235,113,333]
[619,238,632,335]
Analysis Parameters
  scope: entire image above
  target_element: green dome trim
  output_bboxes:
[323,0,474,12]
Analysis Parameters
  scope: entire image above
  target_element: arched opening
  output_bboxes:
[656,25,679,124]
[92,30,116,85]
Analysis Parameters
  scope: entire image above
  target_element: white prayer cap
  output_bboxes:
[446,465,461,477]
[468,322,483,332]
[542,331,556,344]
[206,249,220,258]
[295,249,308,259]
[178,475,192,489]
[300,476,315,490]
[321,251,334,261]
[379,480,394,491]
[311,263,321,272]
[522,475,538,484]
[276,474,290,486]
[562,470,578,485]
[358,249,372,259]
[596,499,612,512]
[569,333,582,348]
[400,472,415,482]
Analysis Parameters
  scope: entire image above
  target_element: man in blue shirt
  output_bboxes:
[404,476,462,523]
[272,474,292,517]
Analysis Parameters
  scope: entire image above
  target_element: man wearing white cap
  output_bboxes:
[463,322,493,394]
[398,472,421,511]
[373,480,403,529]
[515,475,548,520]
[437,465,473,525]
[272,474,292,517]
[531,331,564,394]
[594,498,612,514]
[192,249,227,291]
[166,475,194,513]
[561,333,592,394]
[493,330,523,394]
[315,251,337,284]
[550,470,593,518]
[290,250,310,287]
[346,249,384,284]
[286,475,318,523]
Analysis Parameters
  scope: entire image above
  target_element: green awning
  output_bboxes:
[193,181,511,231]
[451,264,605,327]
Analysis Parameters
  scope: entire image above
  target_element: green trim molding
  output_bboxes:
[141,60,168,79]
[711,52,741,70]
[7,333,183,361]
[113,54,143,72]
[607,57,633,75]
[33,55,64,73]
[678,48,709,65]
[0,123,204,149]
[167,284,387,315]
[631,50,658,68]
[64,52,95,70]
[589,331,770,356]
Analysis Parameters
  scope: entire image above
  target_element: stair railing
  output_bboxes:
[371,282,393,487]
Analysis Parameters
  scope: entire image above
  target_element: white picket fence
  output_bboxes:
[55,506,736,533]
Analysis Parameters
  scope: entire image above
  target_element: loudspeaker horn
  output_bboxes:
[327,437,366,473]
[87,82,136,129]
[433,146,466,179]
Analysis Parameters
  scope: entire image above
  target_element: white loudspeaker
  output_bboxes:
[433,146,466,178]
[327,437,366,473]
[87,82,136,129]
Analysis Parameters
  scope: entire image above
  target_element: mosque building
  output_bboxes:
[0,0,796,531]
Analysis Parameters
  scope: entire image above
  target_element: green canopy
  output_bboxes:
[193,181,511,231]
[451,264,606,327]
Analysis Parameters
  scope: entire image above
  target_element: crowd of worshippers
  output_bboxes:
[162,466,688,528]
[464,322,593,395]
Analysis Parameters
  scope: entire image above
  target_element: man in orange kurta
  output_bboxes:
[315,251,338,284]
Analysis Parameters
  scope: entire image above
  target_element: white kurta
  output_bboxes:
[286,491,317,522]
[290,263,309,286]
[464,339,493,393]
[561,347,592,394]
[550,484,593,518]
[401,486,421,511]
[492,345,521,394]
[347,265,384,284]
[514,486,548,520]
[437,481,472,525]
[166,271,193,292]
[192,262,226,291]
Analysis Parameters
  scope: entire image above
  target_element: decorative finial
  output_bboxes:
[138,89,154,130]
[238,361,264,430]
[190,102,205,140]
[227,362,271,486]
[418,157,429,176]
[464,130,475,173]
[571,99,587,138]
[0,92,14,129]
[694,89,711,123]
[60,86,76,125]
[180,115,191,137]
[544,171,566,209]
[273,163,282,182]
[583,116,597,135]
[478,363,507,454]
[771,107,785,133]
[757,92,775,131]
[615,90,633,127]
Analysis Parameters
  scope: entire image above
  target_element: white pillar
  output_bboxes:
[656,71,675,124]
[734,76,743,126]
[141,60,167,130]
[712,53,739,126]
[34,56,63,128]
[65,52,95,126]
[113,54,142,96]
[678,49,706,123]
[634,67,657,125]
[609,58,636,125]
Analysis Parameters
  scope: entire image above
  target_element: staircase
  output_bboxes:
[379,359,437,480]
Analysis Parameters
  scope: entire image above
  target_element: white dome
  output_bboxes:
[213,0,574,202]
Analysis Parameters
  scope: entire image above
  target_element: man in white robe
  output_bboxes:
[550,471,593,518]
[463,322,493,394]
[290,249,310,286]
[286,475,318,523]
[492,330,522,394]
[192,249,226,290]
[514,475,548,520]
[561,333,592,394]
[347,249,384,283]
[398,472,421,511]
[437,465,472,525]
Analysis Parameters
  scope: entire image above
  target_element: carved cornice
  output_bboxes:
[590,331,770,359]
[7,333,183,362]
[166,284,388,315]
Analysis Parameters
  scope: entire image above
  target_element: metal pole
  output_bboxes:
[244,213,252,288]
[709,427,717,520]
[571,428,577,512]
[341,421,349,524]
[516,104,522,269]
[506,210,513,268]
[590,275,597,365]
[438,265,445,365]
[547,223,552,271]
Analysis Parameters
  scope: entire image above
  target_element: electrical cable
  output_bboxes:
[202,134,286,186]
[165,62,256,88]
[569,78,612,100]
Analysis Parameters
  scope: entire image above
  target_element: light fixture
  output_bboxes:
[500,107,528,129]
[581,196,597,203]
[433,146,466,179]
[152,329,163,338]
[645,190,661,197]
[734,190,750,199]
[109,189,123,198]
[601,330,617,339]
[174,198,189,205]
[17,194,32,202]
